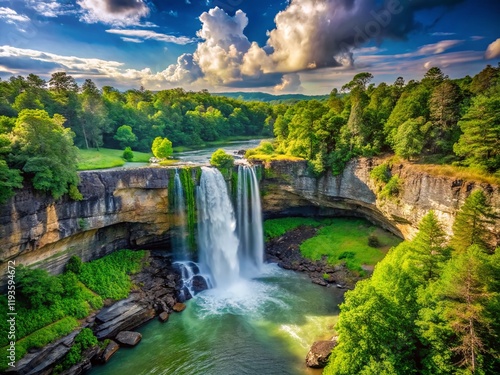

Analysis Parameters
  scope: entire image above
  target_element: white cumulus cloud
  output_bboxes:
[485,38,500,60]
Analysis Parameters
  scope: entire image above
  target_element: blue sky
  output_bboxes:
[0,0,499,94]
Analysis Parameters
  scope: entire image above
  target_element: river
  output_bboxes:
[89,264,343,375]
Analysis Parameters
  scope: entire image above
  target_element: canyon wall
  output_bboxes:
[0,167,173,276]
[1,159,499,277]
[259,158,500,243]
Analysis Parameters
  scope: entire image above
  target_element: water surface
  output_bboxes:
[89,264,343,375]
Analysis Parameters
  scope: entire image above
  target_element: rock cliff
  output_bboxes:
[258,158,500,243]
[1,159,499,277]
[0,167,172,276]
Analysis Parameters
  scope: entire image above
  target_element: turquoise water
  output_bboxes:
[89,264,343,375]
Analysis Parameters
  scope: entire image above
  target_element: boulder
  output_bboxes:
[305,339,337,368]
[158,312,169,322]
[172,302,186,312]
[99,340,119,363]
[191,275,209,294]
[115,331,142,347]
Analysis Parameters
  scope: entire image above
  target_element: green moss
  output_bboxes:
[180,167,197,252]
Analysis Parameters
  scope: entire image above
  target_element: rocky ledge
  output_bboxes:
[9,250,198,375]
[266,226,358,289]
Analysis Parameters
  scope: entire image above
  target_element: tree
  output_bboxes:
[151,136,173,159]
[10,109,80,199]
[422,67,447,88]
[393,117,425,160]
[122,147,134,161]
[418,246,497,374]
[427,80,462,154]
[114,125,137,148]
[48,72,78,93]
[454,95,500,172]
[78,79,109,149]
[411,211,450,281]
[210,149,234,169]
[450,190,494,253]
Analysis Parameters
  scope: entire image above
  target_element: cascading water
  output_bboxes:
[172,169,188,260]
[236,165,264,278]
[197,167,241,288]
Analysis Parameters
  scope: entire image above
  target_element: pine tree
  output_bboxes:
[450,190,494,253]
[412,211,450,281]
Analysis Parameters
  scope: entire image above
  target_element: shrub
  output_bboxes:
[380,176,402,199]
[122,147,134,161]
[151,137,173,159]
[368,234,381,248]
[370,163,391,184]
[210,149,234,169]
[66,256,83,274]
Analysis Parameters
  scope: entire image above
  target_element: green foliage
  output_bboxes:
[68,184,83,201]
[263,217,325,240]
[326,198,499,375]
[210,148,234,169]
[122,146,134,161]
[114,125,137,149]
[66,256,83,274]
[379,175,401,199]
[10,109,79,199]
[370,163,391,184]
[77,148,152,170]
[411,211,450,281]
[53,328,98,374]
[450,190,494,253]
[300,219,401,272]
[393,117,425,160]
[0,249,146,368]
[454,95,500,173]
[179,168,197,251]
[367,234,381,248]
[0,317,79,371]
[78,249,145,300]
[151,136,173,159]
[0,159,23,204]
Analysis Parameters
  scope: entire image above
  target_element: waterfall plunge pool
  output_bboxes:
[89,263,344,375]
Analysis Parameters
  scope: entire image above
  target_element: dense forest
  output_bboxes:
[325,191,500,375]
[0,64,499,204]
[269,64,500,176]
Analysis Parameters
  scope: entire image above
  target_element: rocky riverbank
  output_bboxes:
[9,250,187,375]
[265,225,360,290]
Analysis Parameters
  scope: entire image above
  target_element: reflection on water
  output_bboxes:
[89,264,343,375]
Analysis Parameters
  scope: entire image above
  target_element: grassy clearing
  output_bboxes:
[77,148,152,170]
[301,219,401,272]
[264,217,330,240]
[264,217,402,273]
[247,153,305,162]
[410,163,500,185]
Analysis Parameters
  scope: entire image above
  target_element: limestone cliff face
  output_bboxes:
[259,158,500,242]
[0,167,172,275]
[1,159,499,277]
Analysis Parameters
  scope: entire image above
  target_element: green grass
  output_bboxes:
[0,317,79,371]
[264,217,402,273]
[264,217,330,240]
[77,148,153,170]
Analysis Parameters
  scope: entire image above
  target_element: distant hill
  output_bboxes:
[213,91,329,103]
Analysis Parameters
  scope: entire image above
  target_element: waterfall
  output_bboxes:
[197,167,241,288]
[172,169,188,260]
[236,165,264,278]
